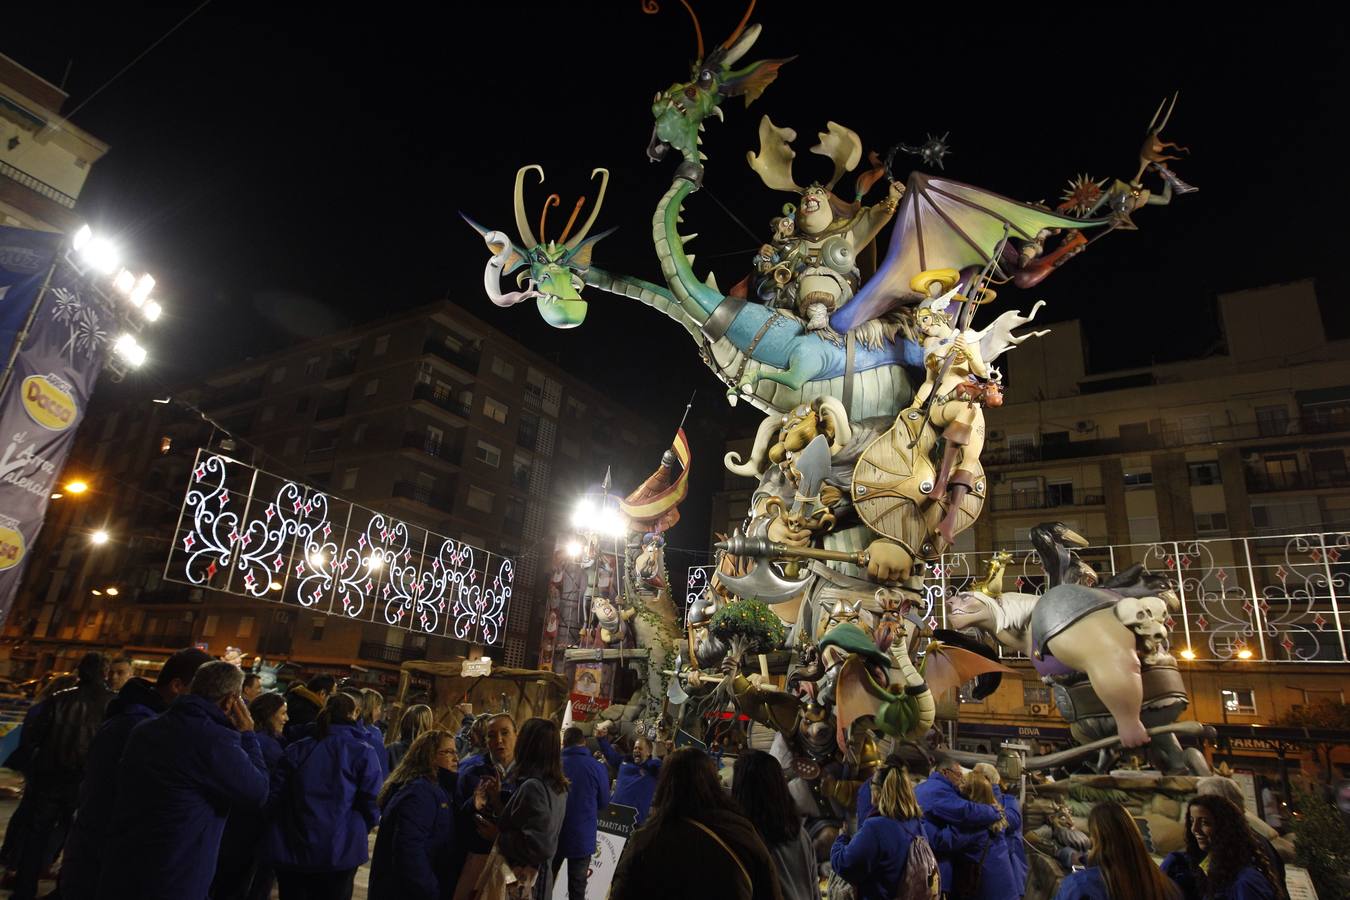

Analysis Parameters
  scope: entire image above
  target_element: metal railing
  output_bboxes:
[413,384,472,419]
[423,339,481,373]
[1246,471,1350,493]
[0,159,77,208]
[359,640,423,663]
[401,432,463,464]
[930,530,1350,664]
[392,480,455,509]
[989,491,1106,512]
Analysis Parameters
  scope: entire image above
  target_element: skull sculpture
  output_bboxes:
[1114,594,1171,663]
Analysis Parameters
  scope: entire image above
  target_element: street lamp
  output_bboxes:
[90,530,110,546]
[64,480,89,495]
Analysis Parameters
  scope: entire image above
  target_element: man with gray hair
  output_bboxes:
[1196,775,1286,894]
[97,661,269,900]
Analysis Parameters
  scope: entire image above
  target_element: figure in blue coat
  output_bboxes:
[974,762,1029,896]
[912,756,1002,895]
[97,661,269,900]
[555,727,612,900]
[1054,801,1181,900]
[264,692,382,900]
[832,765,967,900]
[1163,795,1280,900]
[214,691,291,900]
[357,688,391,784]
[369,729,458,900]
[59,649,210,900]
[451,712,518,900]
[596,721,661,824]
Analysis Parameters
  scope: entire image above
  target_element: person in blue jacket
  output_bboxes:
[1162,795,1281,900]
[368,729,458,900]
[595,720,661,824]
[955,771,1018,900]
[976,762,1029,894]
[832,764,966,900]
[264,691,382,900]
[97,660,270,900]
[59,648,210,900]
[451,712,517,900]
[1054,801,1180,900]
[554,726,611,900]
[213,691,291,900]
[359,688,391,782]
[913,754,1002,896]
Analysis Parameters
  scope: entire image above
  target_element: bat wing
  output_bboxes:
[921,641,1017,698]
[830,173,1108,332]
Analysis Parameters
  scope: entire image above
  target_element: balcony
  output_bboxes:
[990,491,1106,512]
[392,480,456,509]
[315,398,347,421]
[326,355,358,379]
[423,339,481,374]
[402,432,463,465]
[359,640,424,664]
[412,384,471,419]
[502,516,526,538]
[1246,470,1350,493]
[205,380,264,410]
[986,413,1350,468]
[0,159,77,209]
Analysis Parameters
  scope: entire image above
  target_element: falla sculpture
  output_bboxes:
[464,0,1200,856]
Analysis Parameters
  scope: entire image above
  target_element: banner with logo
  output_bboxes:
[551,803,637,900]
[0,227,111,624]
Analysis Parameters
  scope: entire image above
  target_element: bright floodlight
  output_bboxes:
[598,506,627,538]
[105,587,120,596]
[143,300,162,322]
[113,269,136,294]
[72,225,93,251]
[114,334,147,367]
[571,499,597,529]
[565,540,583,558]
[130,273,155,307]
[65,480,89,494]
[90,530,110,545]
[82,237,120,274]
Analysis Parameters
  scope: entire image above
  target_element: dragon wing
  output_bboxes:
[920,640,1017,698]
[830,173,1108,333]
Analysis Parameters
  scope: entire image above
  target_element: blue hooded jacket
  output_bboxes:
[369,777,454,900]
[97,693,269,900]
[1053,865,1111,900]
[598,737,660,823]
[832,815,964,900]
[363,722,391,783]
[914,773,1001,892]
[995,786,1028,887]
[558,744,611,858]
[60,679,166,900]
[956,825,1019,900]
[1162,851,1278,900]
[264,721,382,872]
[454,753,514,858]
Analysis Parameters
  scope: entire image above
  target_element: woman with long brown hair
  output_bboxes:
[368,730,458,900]
[472,717,569,900]
[953,771,1016,900]
[387,704,435,770]
[1054,802,1179,900]
[832,763,943,900]
[610,747,782,900]
[1162,795,1282,900]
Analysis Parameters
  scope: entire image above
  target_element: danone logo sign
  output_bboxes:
[0,524,25,571]
[21,375,77,431]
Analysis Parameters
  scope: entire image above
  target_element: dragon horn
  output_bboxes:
[678,0,705,62]
[1159,91,1179,133]
[721,0,756,50]
[514,165,544,248]
[538,194,561,246]
[564,169,611,250]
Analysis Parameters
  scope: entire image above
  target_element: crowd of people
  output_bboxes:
[0,650,1294,900]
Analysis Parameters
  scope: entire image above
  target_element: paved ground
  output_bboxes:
[0,771,377,899]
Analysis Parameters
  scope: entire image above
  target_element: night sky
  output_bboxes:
[6,4,1349,560]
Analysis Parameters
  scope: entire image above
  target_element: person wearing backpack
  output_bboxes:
[831,764,947,900]
[264,692,382,900]
[914,754,1003,896]
[732,751,818,900]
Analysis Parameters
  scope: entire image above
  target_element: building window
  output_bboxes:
[957,681,982,704]
[566,397,587,419]
[271,366,287,383]
[484,397,509,424]
[512,453,531,489]
[1255,405,1290,437]
[1012,527,1032,550]
[202,615,218,637]
[466,486,495,513]
[1251,497,1321,533]
[1221,687,1256,716]
[341,468,359,491]
[352,424,367,444]
[1046,480,1074,508]
[1007,433,1037,462]
[1309,450,1348,487]
[475,441,502,468]
[374,334,390,356]
[238,616,254,638]
[1194,512,1229,537]
[492,356,516,381]
[560,437,580,458]
[1188,461,1222,485]
[159,435,172,454]
[311,617,326,642]
[1123,468,1153,489]
[304,356,322,376]
[364,379,379,397]
[1023,682,1051,707]
[1129,516,1160,543]
[1179,414,1212,445]
[1299,688,1344,706]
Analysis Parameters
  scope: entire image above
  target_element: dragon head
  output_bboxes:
[646,1,791,164]
[462,165,613,329]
